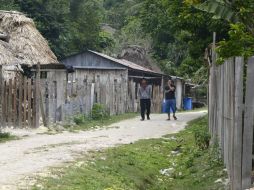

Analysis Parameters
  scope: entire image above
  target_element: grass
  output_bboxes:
[64,112,138,131]
[32,115,227,190]
[0,132,16,143]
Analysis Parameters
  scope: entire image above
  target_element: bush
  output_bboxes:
[91,103,109,120]
[73,114,85,125]
[194,124,211,150]
[0,132,10,139]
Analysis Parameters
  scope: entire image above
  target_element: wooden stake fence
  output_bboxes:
[209,56,254,190]
[0,64,40,128]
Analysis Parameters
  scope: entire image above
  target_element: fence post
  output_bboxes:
[34,63,40,128]
[242,57,254,189]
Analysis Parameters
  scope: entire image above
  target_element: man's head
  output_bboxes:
[168,79,174,86]
[141,78,147,87]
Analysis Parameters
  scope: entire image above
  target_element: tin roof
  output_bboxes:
[88,50,164,75]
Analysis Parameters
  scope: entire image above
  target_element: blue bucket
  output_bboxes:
[183,97,193,110]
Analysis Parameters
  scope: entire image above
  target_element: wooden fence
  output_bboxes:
[209,56,254,190]
[0,65,40,128]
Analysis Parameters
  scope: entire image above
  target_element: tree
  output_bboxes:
[140,0,229,79]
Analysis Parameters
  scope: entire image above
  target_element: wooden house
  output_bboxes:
[61,50,165,116]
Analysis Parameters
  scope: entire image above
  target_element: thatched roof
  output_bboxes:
[118,45,162,73]
[0,10,58,66]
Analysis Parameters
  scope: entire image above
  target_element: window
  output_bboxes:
[40,71,47,79]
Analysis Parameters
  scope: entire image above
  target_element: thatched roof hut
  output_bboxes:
[0,10,58,66]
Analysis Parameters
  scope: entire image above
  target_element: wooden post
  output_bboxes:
[232,57,244,190]
[8,79,12,127]
[23,77,27,127]
[18,75,23,128]
[242,57,254,189]
[34,63,40,128]
[27,78,32,127]
[0,66,3,127]
[13,77,17,127]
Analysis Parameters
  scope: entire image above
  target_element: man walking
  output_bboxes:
[138,79,152,121]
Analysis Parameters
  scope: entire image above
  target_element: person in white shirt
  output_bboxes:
[138,79,152,121]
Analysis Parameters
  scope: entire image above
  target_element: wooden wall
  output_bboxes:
[63,69,128,119]
[209,56,254,190]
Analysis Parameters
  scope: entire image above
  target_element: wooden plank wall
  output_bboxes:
[209,56,254,190]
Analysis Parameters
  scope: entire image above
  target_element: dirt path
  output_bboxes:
[0,111,206,189]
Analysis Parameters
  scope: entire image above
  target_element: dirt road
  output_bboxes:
[0,111,206,189]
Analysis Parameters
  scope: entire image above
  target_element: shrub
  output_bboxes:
[91,103,109,120]
[73,114,85,125]
[194,124,211,150]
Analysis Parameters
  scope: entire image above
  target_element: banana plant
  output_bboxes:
[195,0,237,22]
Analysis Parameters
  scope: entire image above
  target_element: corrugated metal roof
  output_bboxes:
[88,50,163,75]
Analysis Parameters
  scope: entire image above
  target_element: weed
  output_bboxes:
[32,115,227,190]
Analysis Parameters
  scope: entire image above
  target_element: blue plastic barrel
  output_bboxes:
[183,97,193,110]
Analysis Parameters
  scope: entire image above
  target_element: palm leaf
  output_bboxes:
[195,0,237,22]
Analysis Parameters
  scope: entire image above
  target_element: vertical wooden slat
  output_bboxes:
[23,77,27,127]
[232,57,244,190]
[34,63,40,128]
[0,66,3,127]
[5,81,8,126]
[13,77,17,127]
[2,81,6,127]
[242,57,254,189]
[18,75,23,128]
[8,79,12,127]
[27,78,32,127]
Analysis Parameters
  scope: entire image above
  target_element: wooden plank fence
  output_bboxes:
[209,56,254,190]
[0,65,40,128]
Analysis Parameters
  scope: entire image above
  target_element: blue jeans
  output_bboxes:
[165,99,176,114]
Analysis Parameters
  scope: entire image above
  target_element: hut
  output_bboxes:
[0,11,66,128]
[61,50,165,116]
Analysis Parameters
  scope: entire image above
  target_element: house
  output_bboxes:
[61,50,165,116]
[0,11,66,128]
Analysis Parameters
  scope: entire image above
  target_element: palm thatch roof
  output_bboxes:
[0,10,58,66]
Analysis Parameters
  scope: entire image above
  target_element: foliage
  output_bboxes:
[73,114,85,125]
[33,115,227,190]
[0,0,105,59]
[193,0,254,61]
[91,103,109,120]
[193,119,211,150]
[0,132,16,143]
[140,0,229,79]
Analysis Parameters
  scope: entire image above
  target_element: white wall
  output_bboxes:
[175,79,183,109]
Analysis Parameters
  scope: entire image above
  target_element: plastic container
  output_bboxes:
[183,97,193,110]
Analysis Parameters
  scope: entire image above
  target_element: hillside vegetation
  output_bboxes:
[1,1,252,82]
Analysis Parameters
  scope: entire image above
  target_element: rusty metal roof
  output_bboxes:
[89,50,164,75]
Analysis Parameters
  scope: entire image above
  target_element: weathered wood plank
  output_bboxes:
[27,79,32,127]
[232,57,244,190]
[34,63,40,128]
[18,75,23,128]
[8,79,12,127]
[13,77,17,127]
[23,77,27,127]
[242,57,254,189]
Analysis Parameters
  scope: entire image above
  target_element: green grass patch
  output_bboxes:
[65,112,138,131]
[0,132,16,143]
[32,115,227,190]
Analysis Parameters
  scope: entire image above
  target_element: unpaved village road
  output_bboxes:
[0,111,206,189]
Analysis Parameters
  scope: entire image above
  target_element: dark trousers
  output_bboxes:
[140,99,151,119]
